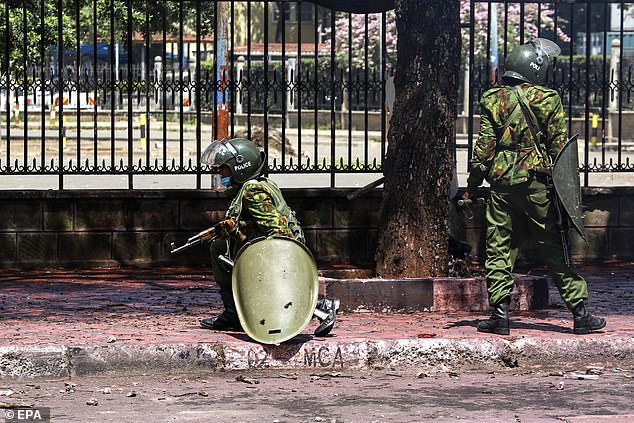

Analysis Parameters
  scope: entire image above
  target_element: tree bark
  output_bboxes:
[375,0,461,278]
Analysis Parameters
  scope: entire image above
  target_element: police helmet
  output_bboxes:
[201,138,266,183]
[503,38,561,85]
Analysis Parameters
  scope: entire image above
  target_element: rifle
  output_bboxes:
[456,197,485,207]
[457,197,485,220]
[170,226,219,255]
[346,177,385,201]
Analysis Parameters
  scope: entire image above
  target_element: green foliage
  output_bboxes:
[0,0,215,77]
[0,0,76,77]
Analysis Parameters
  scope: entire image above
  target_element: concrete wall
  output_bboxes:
[0,189,379,268]
[458,186,634,263]
[0,187,631,268]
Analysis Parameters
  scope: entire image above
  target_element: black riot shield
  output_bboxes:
[551,135,587,242]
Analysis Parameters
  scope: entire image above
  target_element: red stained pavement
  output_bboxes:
[1,263,633,348]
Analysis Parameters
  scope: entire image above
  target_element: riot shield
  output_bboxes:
[552,134,588,241]
[232,237,319,345]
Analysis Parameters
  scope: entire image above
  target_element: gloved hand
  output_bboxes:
[214,218,237,239]
[462,186,479,201]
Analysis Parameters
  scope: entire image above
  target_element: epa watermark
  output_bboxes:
[4,408,50,423]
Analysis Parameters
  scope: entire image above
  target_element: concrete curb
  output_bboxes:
[0,346,69,379]
[2,336,633,379]
[369,336,634,368]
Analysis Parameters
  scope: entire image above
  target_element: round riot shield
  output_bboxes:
[232,237,319,344]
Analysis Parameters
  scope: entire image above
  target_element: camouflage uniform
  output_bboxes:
[467,83,588,308]
[210,177,303,290]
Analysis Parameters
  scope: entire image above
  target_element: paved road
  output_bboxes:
[1,366,633,422]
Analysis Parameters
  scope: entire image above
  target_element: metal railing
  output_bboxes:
[463,0,634,187]
[1,0,633,189]
[0,1,391,189]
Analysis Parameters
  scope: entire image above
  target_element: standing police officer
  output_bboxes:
[199,138,338,336]
[462,39,605,335]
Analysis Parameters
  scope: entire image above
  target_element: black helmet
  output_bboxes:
[503,38,561,85]
[200,138,266,183]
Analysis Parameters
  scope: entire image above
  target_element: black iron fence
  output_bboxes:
[464,0,634,187]
[0,0,633,189]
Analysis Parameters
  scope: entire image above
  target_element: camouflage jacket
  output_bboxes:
[226,177,303,243]
[467,83,568,189]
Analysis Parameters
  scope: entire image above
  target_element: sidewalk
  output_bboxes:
[1,263,633,379]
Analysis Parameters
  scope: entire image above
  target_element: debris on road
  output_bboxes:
[564,373,600,380]
[236,375,259,385]
[0,402,33,409]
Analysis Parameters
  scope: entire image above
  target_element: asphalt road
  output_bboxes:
[1,364,633,422]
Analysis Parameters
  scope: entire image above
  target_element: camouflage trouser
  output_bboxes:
[210,238,233,289]
[485,178,588,308]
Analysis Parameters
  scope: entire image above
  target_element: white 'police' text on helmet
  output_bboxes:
[503,38,561,85]
[200,138,267,183]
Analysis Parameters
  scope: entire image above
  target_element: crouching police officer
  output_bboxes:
[463,39,605,335]
[199,138,339,337]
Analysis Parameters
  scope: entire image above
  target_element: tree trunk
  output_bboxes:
[375,0,461,278]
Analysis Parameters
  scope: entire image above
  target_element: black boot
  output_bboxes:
[314,298,340,337]
[571,302,605,335]
[477,298,510,335]
[201,287,242,331]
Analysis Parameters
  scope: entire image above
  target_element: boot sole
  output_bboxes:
[200,321,242,331]
[573,320,606,335]
[477,327,510,335]
[314,318,335,337]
